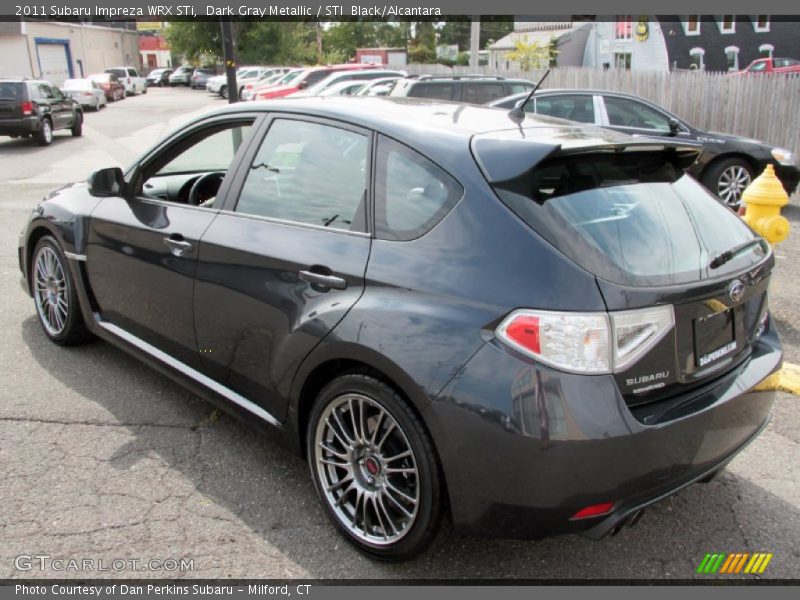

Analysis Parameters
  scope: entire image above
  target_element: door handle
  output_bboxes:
[299,269,347,291]
[163,235,193,256]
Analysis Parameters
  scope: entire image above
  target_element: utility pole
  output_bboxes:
[469,16,480,70]
[220,20,237,103]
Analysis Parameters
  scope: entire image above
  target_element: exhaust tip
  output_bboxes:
[628,509,644,528]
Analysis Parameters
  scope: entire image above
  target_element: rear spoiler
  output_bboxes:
[471,131,703,184]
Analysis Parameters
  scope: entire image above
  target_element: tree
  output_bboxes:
[408,21,436,63]
[436,17,514,51]
[506,36,559,71]
[165,22,226,63]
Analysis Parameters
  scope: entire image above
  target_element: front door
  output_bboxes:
[85,117,257,367]
[194,115,372,421]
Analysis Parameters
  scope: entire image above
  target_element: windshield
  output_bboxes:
[63,80,89,90]
[106,69,126,77]
[493,152,765,286]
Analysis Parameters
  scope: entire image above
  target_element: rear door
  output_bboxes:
[194,114,372,421]
[532,93,598,124]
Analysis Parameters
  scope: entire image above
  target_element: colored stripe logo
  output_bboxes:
[696,552,773,574]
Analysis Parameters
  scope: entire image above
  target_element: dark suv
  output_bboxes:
[18,98,781,560]
[0,78,83,145]
[389,74,534,104]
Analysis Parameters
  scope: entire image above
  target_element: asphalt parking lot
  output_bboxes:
[1,87,799,580]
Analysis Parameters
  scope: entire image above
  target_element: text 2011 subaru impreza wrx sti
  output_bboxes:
[19,97,781,560]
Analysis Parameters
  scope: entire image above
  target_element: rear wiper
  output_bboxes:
[709,239,764,269]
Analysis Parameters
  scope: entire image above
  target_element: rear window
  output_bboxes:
[462,83,506,104]
[0,81,24,100]
[106,69,126,78]
[493,152,765,286]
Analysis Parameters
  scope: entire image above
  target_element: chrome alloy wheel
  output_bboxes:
[314,393,420,545]
[42,120,52,144]
[718,165,752,207]
[33,246,68,336]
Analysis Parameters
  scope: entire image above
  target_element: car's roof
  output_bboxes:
[201,96,630,141]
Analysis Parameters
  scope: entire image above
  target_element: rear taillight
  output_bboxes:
[496,306,674,375]
[82,92,93,97]
[570,502,615,520]
[21,101,33,115]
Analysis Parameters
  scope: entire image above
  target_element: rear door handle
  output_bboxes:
[163,235,193,256]
[299,270,347,291]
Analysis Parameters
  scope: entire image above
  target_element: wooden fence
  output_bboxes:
[404,64,800,157]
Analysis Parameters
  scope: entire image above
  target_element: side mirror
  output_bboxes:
[668,118,681,135]
[87,167,124,197]
[298,80,308,90]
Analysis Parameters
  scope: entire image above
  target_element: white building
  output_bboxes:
[0,21,141,86]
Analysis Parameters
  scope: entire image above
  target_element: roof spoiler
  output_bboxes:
[472,135,703,184]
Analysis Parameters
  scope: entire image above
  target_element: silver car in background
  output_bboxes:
[61,78,107,110]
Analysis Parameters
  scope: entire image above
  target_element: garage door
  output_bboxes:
[37,43,70,86]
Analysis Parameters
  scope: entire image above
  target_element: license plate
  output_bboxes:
[695,309,736,367]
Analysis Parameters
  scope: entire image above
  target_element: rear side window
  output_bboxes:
[374,136,463,241]
[492,152,763,285]
[535,95,595,123]
[304,70,332,87]
[509,83,533,95]
[462,83,506,104]
[127,68,138,77]
[236,119,368,232]
[604,96,671,131]
[106,69,126,78]
[410,83,453,100]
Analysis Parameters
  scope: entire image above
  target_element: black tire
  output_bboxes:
[238,87,245,100]
[143,85,147,94]
[701,157,755,210]
[220,85,228,99]
[71,113,82,137]
[36,118,53,146]
[30,236,91,346]
[307,373,447,560]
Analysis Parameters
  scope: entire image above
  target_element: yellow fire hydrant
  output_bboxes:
[740,164,791,245]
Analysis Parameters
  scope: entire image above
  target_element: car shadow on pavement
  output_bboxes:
[18,316,800,580]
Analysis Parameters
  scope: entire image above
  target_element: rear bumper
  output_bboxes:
[425,327,782,540]
[775,164,799,196]
[0,116,39,135]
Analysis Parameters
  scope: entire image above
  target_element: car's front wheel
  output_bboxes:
[307,373,446,560]
[703,157,755,210]
[31,236,91,345]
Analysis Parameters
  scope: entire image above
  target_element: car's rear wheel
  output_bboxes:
[71,113,82,137]
[31,236,90,345]
[307,373,446,560]
[703,158,754,210]
[36,118,53,146]
[220,85,228,99]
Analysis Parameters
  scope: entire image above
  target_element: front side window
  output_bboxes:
[604,96,671,131]
[374,136,463,241]
[158,125,252,175]
[236,119,368,232]
[534,95,595,123]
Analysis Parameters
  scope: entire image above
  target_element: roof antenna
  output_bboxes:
[508,68,550,125]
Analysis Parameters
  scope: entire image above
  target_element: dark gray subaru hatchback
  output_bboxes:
[18,97,781,560]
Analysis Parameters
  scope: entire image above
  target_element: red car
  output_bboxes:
[87,73,126,101]
[735,57,800,75]
[252,64,380,100]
